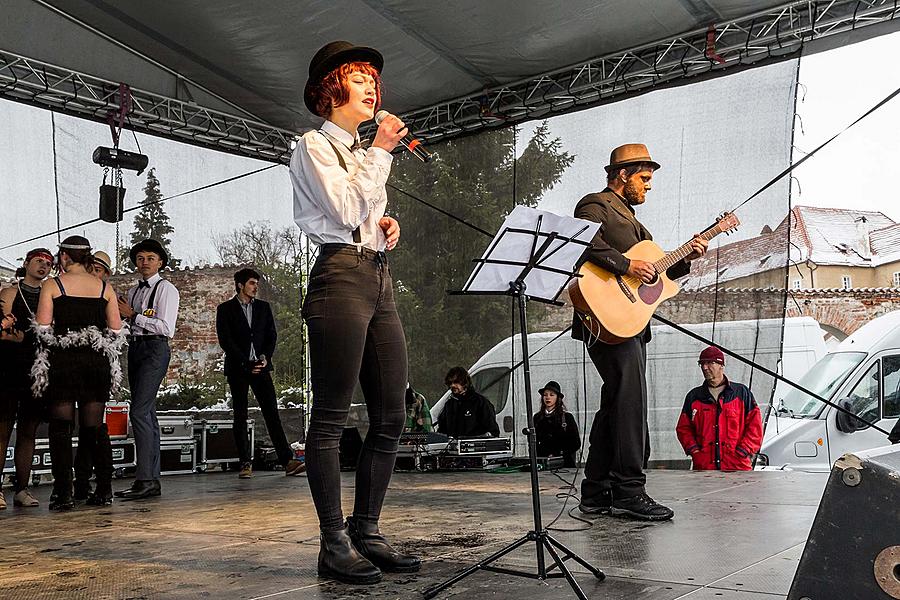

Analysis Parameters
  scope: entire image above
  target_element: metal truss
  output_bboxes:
[0,48,298,162]
[364,0,900,144]
[2,0,898,161]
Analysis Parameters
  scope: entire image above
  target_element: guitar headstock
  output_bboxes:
[716,212,740,236]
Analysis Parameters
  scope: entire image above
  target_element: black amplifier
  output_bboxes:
[453,437,511,455]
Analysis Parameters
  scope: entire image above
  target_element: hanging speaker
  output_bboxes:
[99,184,125,223]
[788,445,900,599]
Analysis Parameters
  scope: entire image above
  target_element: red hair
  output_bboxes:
[311,62,381,118]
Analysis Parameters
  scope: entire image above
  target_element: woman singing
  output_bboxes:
[289,40,419,585]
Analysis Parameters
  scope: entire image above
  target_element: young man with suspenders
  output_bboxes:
[115,239,180,500]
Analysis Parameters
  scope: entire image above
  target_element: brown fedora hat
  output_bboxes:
[604,143,661,173]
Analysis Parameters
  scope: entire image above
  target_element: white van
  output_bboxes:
[757,310,900,472]
[432,317,826,466]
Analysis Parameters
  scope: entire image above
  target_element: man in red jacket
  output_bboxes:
[676,346,763,470]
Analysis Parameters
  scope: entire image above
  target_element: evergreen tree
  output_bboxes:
[118,168,181,269]
[388,122,575,401]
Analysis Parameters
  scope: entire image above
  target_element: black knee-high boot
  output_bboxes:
[48,419,74,511]
[87,424,113,506]
[73,425,96,502]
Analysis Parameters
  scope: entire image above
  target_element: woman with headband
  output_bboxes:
[0,248,52,510]
[32,236,124,510]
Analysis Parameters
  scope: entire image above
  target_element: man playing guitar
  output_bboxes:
[574,144,707,521]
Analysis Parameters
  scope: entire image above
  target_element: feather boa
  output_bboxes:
[30,321,126,400]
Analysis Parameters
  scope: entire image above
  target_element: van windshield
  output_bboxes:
[778,352,866,418]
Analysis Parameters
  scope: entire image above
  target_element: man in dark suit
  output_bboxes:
[573,144,707,521]
[216,268,303,478]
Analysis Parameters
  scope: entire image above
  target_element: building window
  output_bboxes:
[893,272,900,288]
[792,279,802,290]
[841,275,852,290]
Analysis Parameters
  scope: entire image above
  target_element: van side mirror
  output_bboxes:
[503,416,514,433]
[835,398,870,433]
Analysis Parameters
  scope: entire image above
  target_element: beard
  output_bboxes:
[623,179,645,205]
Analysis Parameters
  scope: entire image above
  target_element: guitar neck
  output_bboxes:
[654,226,723,272]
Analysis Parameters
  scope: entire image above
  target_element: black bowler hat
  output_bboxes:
[130,238,168,269]
[538,381,564,400]
[303,40,384,116]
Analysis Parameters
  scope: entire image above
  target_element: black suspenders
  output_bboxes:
[320,131,362,244]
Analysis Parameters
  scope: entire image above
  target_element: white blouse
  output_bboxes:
[289,120,393,251]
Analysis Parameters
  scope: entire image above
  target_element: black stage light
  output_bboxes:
[92,146,149,174]
[99,184,125,223]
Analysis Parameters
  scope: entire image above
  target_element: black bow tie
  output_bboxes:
[138,280,151,289]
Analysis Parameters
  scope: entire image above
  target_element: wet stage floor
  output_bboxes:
[0,469,827,599]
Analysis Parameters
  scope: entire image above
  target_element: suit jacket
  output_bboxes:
[216,296,277,376]
[572,188,690,342]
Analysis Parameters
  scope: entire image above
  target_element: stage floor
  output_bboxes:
[0,468,827,599]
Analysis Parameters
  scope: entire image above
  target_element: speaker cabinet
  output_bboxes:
[788,445,900,599]
[99,184,125,223]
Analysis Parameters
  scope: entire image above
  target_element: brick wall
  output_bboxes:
[111,266,242,384]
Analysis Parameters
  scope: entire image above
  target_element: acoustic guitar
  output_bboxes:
[568,212,740,344]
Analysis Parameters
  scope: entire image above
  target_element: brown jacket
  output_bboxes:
[571,188,690,341]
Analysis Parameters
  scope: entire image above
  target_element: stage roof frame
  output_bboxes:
[1,0,898,164]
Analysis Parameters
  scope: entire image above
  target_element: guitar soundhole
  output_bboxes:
[637,278,663,304]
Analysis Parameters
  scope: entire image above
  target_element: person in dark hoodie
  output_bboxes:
[437,367,499,438]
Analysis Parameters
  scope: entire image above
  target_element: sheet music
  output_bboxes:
[461,205,599,302]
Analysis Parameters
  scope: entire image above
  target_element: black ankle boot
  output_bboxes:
[318,526,382,585]
[347,516,421,573]
[48,419,74,511]
[86,425,113,507]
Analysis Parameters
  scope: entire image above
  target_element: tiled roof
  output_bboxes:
[681,206,899,289]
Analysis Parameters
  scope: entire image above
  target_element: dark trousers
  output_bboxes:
[227,371,292,465]
[581,336,650,500]
[128,338,170,481]
[303,245,408,532]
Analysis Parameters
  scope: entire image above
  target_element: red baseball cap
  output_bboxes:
[699,346,725,365]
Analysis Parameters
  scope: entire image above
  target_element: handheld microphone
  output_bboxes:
[375,110,432,163]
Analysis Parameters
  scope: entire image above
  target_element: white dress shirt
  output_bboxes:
[126,272,180,338]
[289,119,393,251]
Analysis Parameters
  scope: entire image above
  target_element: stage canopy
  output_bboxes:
[3,0,899,162]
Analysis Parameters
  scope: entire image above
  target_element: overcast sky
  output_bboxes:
[1,28,899,267]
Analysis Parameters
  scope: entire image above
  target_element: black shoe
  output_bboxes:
[610,493,674,521]
[119,480,161,501]
[347,516,421,573]
[49,496,74,511]
[73,480,92,503]
[318,526,382,585]
[114,482,137,498]
[85,491,113,507]
[578,490,612,515]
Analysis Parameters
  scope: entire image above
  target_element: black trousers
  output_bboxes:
[581,336,650,500]
[303,245,408,532]
[227,371,292,465]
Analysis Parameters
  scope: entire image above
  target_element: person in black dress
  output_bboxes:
[33,236,124,510]
[0,248,52,509]
[533,381,581,468]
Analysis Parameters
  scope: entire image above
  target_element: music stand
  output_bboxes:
[423,206,605,600]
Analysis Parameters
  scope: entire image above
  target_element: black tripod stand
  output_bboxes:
[424,209,605,600]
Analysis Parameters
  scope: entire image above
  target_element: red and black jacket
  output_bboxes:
[675,377,763,471]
